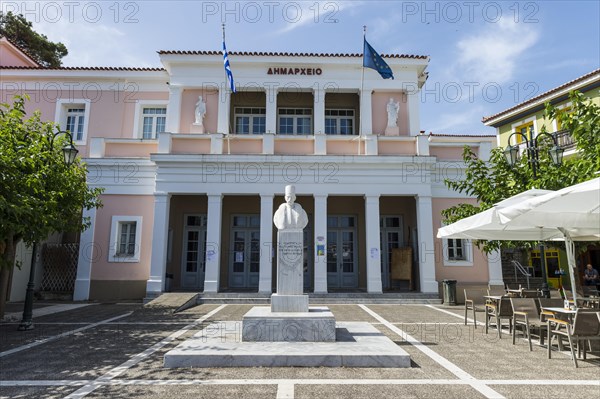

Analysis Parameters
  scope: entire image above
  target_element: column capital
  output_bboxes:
[364,193,380,201]
[260,193,275,199]
[168,85,183,94]
[153,192,171,202]
[313,193,328,200]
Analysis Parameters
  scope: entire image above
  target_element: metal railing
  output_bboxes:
[40,243,79,293]
[552,129,575,149]
[511,260,532,289]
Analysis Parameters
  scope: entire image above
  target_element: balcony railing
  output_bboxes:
[552,129,575,149]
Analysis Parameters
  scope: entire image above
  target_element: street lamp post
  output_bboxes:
[18,130,79,331]
[503,131,564,299]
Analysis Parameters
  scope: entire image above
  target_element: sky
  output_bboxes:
[11,0,600,135]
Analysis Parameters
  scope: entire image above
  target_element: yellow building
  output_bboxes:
[482,68,600,289]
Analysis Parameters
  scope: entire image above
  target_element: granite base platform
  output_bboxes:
[242,306,335,342]
[164,321,411,368]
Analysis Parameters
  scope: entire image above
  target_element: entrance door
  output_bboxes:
[229,215,260,289]
[380,216,404,290]
[181,215,207,290]
[327,216,358,289]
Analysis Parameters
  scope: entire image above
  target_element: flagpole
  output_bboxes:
[358,25,366,155]
[222,23,231,154]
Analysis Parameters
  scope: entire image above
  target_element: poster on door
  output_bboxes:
[235,252,244,263]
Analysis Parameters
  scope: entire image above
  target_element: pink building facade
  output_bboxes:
[1,38,503,301]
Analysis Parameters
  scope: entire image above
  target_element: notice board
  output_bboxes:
[391,247,413,290]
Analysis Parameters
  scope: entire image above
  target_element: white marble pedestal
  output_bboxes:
[385,126,400,136]
[190,123,205,134]
[242,306,335,342]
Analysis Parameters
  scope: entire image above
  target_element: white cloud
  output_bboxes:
[454,19,539,85]
[425,104,490,134]
[277,1,366,34]
[32,18,152,67]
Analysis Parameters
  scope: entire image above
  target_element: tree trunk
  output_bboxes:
[0,236,17,319]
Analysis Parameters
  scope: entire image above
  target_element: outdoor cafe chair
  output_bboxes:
[521,289,541,298]
[547,309,600,368]
[537,298,565,322]
[464,288,487,328]
[485,296,513,338]
[488,285,506,297]
[511,298,547,351]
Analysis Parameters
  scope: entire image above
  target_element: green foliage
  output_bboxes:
[443,90,599,253]
[0,12,68,67]
[545,91,600,175]
[0,96,102,269]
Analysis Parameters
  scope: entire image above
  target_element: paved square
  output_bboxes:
[1,302,599,399]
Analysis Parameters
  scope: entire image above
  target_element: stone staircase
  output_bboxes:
[196,292,441,305]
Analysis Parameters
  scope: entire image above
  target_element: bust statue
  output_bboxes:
[273,185,308,230]
[386,97,399,128]
[194,96,206,125]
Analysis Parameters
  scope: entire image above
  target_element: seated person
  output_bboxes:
[583,263,599,286]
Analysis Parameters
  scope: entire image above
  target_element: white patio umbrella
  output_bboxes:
[437,189,557,241]
[496,177,600,304]
[438,178,600,306]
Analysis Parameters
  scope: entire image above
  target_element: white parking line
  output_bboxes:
[63,304,227,399]
[359,304,505,399]
[2,378,599,387]
[0,312,132,358]
[425,304,485,326]
[276,382,295,399]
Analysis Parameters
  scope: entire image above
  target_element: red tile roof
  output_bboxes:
[0,36,41,66]
[158,50,428,59]
[482,68,600,124]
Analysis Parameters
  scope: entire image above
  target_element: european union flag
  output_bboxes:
[363,39,394,80]
[223,40,236,93]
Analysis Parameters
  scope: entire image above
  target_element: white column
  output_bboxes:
[487,249,504,286]
[146,193,171,297]
[266,86,277,134]
[313,194,328,293]
[416,195,437,293]
[73,207,97,301]
[165,86,182,133]
[360,89,372,135]
[407,90,421,136]
[365,195,383,293]
[259,194,274,293]
[217,88,231,134]
[313,88,325,135]
[204,194,223,292]
[416,133,429,156]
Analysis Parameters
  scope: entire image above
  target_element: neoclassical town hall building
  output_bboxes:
[1,37,502,301]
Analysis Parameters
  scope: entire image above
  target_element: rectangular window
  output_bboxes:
[141,107,166,139]
[109,216,143,263]
[278,108,312,135]
[234,107,266,135]
[514,122,534,144]
[66,108,85,141]
[325,109,355,135]
[117,222,137,256]
[447,239,465,261]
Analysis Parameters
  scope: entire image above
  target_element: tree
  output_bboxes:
[0,96,102,318]
[442,90,599,253]
[0,12,68,68]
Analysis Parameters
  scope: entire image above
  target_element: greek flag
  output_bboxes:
[363,39,394,80]
[223,40,236,93]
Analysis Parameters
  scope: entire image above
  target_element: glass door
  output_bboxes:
[229,215,260,289]
[380,216,403,290]
[181,215,207,290]
[327,216,358,289]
